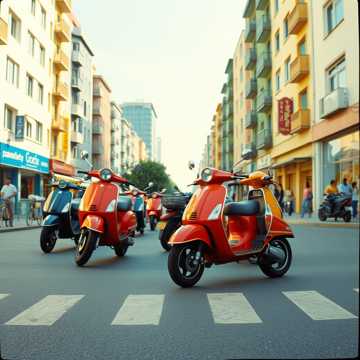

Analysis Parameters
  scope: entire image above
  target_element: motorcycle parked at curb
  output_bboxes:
[318,192,352,222]
[167,166,294,288]
[40,180,85,253]
[146,189,166,231]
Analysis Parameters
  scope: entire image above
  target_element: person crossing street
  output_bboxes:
[0,177,17,227]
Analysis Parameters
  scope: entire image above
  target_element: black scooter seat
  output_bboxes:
[223,200,260,216]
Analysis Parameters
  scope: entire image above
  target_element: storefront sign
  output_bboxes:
[0,142,49,173]
[15,116,25,140]
[256,154,272,170]
[278,97,293,135]
[50,159,75,177]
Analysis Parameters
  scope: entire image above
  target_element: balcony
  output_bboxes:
[256,0,269,11]
[243,0,256,18]
[71,103,82,117]
[93,104,101,116]
[245,78,257,99]
[92,121,103,134]
[54,49,69,71]
[244,20,256,43]
[93,142,103,154]
[53,82,69,101]
[256,15,271,43]
[71,131,84,144]
[290,55,309,83]
[245,111,257,129]
[55,18,71,43]
[320,87,349,118]
[256,90,272,112]
[288,2,308,35]
[72,50,83,66]
[56,0,72,13]
[241,143,257,160]
[256,51,271,78]
[0,17,8,45]
[93,87,103,97]
[290,109,310,134]
[256,128,272,150]
[52,116,67,132]
[71,77,82,91]
[245,48,257,70]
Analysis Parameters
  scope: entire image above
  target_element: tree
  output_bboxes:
[124,160,175,192]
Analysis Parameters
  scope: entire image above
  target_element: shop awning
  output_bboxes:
[272,157,312,169]
[51,173,83,185]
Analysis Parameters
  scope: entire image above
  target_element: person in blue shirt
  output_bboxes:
[338,178,352,195]
[132,190,145,234]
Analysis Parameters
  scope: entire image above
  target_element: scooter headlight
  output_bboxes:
[58,180,67,189]
[201,167,213,182]
[100,168,112,181]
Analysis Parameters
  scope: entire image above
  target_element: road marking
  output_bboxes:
[111,295,164,325]
[354,288,359,293]
[5,295,84,326]
[207,293,262,324]
[0,294,9,301]
[283,291,357,321]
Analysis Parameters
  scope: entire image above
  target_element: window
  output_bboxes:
[41,7,46,29]
[298,38,306,55]
[6,57,19,87]
[26,120,32,138]
[78,118,83,133]
[10,12,21,42]
[275,31,280,52]
[73,42,80,51]
[83,101,87,116]
[28,32,35,57]
[38,83,44,104]
[275,70,281,92]
[26,74,34,97]
[31,0,36,16]
[40,45,45,66]
[4,105,16,131]
[299,89,308,109]
[283,16,289,40]
[36,121,43,143]
[327,58,346,93]
[274,0,279,14]
[324,0,344,34]
[284,58,290,82]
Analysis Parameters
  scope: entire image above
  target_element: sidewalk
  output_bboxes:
[0,218,41,233]
[285,213,359,228]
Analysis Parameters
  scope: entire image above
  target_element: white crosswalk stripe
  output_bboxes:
[111,295,164,325]
[207,293,262,324]
[283,290,357,321]
[5,295,84,326]
[0,294,10,301]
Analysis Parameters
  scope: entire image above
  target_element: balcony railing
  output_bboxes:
[54,49,69,71]
[93,104,101,115]
[256,0,269,11]
[256,128,272,150]
[241,143,257,160]
[0,17,8,45]
[256,90,272,112]
[72,50,83,66]
[53,81,69,101]
[55,18,71,43]
[93,87,103,97]
[290,55,309,83]
[71,131,84,144]
[245,78,257,99]
[256,14,271,43]
[245,48,257,70]
[92,142,103,154]
[52,116,67,132]
[320,87,349,118]
[56,0,72,13]
[244,20,256,42]
[71,103,82,117]
[288,1,308,35]
[256,51,271,78]
[245,111,257,129]
[243,0,256,18]
[71,77,82,90]
[92,122,103,134]
[290,109,310,134]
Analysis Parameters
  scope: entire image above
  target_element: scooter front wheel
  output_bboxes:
[40,227,58,253]
[168,243,204,288]
[149,216,157,231]
[318,208,327,221]
[75,229,98,266]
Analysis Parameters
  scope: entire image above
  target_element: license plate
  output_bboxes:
[157,221,166,230]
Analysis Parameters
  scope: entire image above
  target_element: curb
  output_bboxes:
[288,221,359,229]
[0,225,41,233]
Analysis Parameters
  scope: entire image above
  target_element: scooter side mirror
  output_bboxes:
[161,188,167,193]
[148,182,154,187]
[80,150,89,160]
[188,160,195,170]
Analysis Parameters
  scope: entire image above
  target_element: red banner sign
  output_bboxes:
[49,159,75,177]
[278,97,293,135]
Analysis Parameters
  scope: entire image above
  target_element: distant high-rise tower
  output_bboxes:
[121,102,157,160]
[156,137,162,163]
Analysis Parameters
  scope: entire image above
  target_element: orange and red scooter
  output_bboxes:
[168,167,294,287]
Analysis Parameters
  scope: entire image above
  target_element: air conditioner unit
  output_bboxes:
[320,87,349,118]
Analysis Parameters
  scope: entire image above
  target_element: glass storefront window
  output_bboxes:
[323,131,360,190]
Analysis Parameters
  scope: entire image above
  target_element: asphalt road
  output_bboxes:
[0,225,358,360]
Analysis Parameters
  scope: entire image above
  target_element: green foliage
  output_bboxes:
[124,160,176,193]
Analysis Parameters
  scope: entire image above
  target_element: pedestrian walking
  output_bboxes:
[351,181,358,220]
[284,189,295,216]
[278,183,284,211]
[338,178,352,195]
[0,177,17,227]
[301,182,313,218]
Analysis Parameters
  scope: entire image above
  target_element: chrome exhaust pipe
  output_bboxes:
[262,245,286,264]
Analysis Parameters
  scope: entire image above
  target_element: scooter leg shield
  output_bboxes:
[81,215,104,233]
[42,215,60,227]
[168,224,212,248]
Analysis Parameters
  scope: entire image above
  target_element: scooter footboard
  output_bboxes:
[81,215,104,233]
[169,224,212,248]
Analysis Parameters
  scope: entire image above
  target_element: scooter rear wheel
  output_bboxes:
[343,211,351,223]
[114,243,128,257]
[318,208,327,222]
[149,216,157,231]
[40,227,58,253]
[168,243,204,288]
[75,229,98,266]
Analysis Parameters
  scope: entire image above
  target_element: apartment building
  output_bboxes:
[0,0,59,204]
[156,136,162,163]
[311,0,359,210]
[110,102,122,174]
[92,75,111,169]
[213,103,223,169]
[69,19,94,173]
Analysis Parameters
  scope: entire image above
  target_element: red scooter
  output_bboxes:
[146,189,166,231]
[76,167,136,266]
[168,167,294,287]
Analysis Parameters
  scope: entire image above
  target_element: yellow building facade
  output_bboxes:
[214,103,223,169]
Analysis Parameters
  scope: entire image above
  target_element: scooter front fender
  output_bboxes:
[81,215,104,233]
[42,215,60,227]
[148,211,157,217]
[168,224,212,248]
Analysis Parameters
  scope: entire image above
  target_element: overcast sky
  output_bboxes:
[73,0,245,190]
